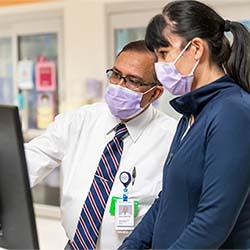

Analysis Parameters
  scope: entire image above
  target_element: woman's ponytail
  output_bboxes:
[225,21,250,92]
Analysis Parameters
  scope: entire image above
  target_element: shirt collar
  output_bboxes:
[170,75,236,117]
[106,105,154,143]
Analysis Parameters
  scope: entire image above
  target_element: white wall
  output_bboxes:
[1,0,250,112]
[63,0,105,109]
[63,0,138,111]
[1,0,250,248]
[62,0,250,111]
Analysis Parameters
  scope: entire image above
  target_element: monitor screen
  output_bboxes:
[0,105,39,249]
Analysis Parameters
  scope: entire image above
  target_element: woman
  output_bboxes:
[118,0,250,249]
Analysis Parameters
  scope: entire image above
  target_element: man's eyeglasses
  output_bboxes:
[106,68,157,89]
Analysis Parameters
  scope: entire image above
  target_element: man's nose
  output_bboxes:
[117,77,126,86]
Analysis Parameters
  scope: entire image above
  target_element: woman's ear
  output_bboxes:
[191,37,205,61]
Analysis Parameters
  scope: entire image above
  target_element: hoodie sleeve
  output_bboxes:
[118,192,162,250]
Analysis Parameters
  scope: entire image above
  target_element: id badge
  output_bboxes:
[115,199,134,232]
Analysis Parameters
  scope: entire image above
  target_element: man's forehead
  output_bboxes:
[115,51,155,71]
[116,50,155,62]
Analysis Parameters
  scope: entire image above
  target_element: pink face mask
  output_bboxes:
[104,83,155,120]
[154,41,199,96]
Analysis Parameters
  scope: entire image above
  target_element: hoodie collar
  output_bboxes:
[170,75,236,117]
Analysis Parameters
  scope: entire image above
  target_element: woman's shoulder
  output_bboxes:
[215,85,250,112]
[206,85,250,127]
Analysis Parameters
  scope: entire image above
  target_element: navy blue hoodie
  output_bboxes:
[119,75,250,249]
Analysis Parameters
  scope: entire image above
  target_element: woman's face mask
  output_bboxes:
[154,41,199,96]
[104,83,155,120]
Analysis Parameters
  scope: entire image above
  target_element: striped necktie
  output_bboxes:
[70,123,128,250]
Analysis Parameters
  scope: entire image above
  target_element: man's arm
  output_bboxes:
[118,192,161,250]
[25,112,70,187]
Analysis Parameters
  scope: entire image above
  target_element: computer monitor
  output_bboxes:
[0,105,39,249]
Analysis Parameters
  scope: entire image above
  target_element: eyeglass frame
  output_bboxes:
[106,68,158,88]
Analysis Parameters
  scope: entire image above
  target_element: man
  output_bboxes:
[25,40,177,249]
[120,205,131,216]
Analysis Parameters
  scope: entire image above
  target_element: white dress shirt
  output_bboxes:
[25,102,177,249]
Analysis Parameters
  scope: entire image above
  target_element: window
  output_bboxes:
[115,27,145,55]
[0,37,13,105]
[0,6,63,208]
[18,33,59,129]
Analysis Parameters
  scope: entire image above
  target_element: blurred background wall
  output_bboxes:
[0,0,249,249]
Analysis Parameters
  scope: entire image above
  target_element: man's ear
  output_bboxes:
[151,85,164,101]
[140,85,164,108]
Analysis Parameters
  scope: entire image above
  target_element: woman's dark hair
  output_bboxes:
[145,0,250,92]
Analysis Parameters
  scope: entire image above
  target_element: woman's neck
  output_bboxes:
[192,62,225,91]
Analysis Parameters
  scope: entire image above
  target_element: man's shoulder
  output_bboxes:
[53,103,110,130]
[151,107,178,133]
[62,102,109,119]
[81,102,110,114]
[76,102,108,113]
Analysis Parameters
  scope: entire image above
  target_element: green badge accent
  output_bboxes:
[109,196,139,217]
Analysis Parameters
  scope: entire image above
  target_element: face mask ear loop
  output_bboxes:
[143,85,157,95]
[190,59,200,74]
[173,40,193,64]
[139,85,158,109]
